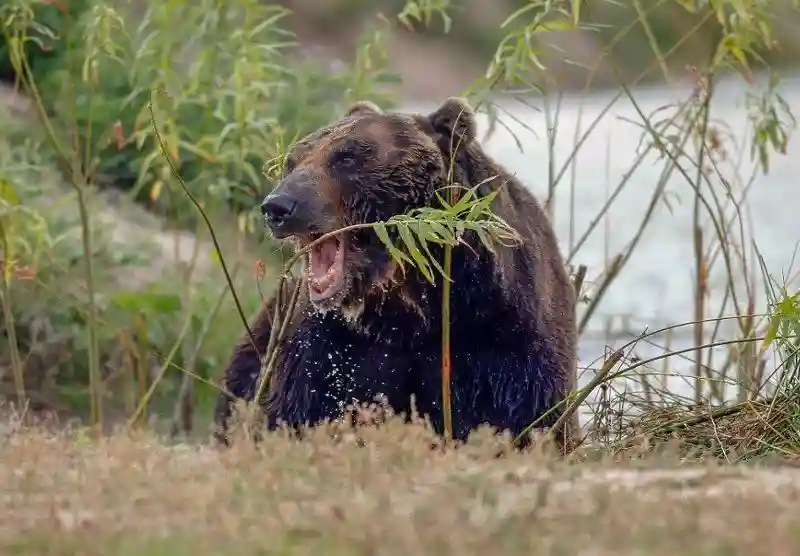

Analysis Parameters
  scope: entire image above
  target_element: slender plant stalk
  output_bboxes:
[551,349,625,446]
[688,38,717,406]
[440,238,454,441]
[258,277,294,404]
[167,213,204,436]
[133,312,148,428]
[253,277,302,408]
[515,348,626,447]
[75,187,101,426]
[436,124,476,444]
[0,215,25,406]
[119,329,138,417]
[126,310,194,430]
[565,264,588,442]
[170,271,237,438]
[5,30,103,427]
[0,282,25,407]
[147,95,256,350]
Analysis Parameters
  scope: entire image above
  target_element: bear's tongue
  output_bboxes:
[307,237,343,298]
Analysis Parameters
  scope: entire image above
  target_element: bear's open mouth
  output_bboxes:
[303,233,346,303]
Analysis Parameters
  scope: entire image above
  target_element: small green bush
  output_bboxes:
[5,0,399,229]
[0,0,92,85]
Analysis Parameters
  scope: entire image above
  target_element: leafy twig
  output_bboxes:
[147,91,256,349]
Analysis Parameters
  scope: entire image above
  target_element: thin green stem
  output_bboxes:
[0,277,25,407]
[5,27,103,427]
[148,94,256,349]
[170,269,237,438]
[441,243,454,441]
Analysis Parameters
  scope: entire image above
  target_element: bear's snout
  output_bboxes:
[261,170,321,239]
[261,192,297,226]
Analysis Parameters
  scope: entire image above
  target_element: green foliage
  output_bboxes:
[746,72,796,173]
[485,0,580,87]
[3,0,399,230]
[0,0,92,83]
[398,0,453,33]
[373,182,521,283]
[761,252,800,388]
[0,136,261,419]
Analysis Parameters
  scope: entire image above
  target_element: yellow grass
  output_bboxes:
[3,412,800,555]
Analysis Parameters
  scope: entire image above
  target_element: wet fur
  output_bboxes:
[213,98,577,447]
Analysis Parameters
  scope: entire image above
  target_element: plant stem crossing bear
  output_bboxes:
[213,97,577,447]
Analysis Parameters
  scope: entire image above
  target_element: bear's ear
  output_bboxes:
[345,100,383,118]
[427,97,477,148]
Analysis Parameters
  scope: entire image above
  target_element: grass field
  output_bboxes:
[2,413,800,556]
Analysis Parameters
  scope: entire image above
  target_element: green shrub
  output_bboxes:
[0,0,92,85]
[5,0,399,229]
[0,129,262,421]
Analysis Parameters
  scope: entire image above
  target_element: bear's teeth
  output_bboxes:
[309,267,337,293]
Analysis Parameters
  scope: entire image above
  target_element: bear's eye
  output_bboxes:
[330,149,358,171]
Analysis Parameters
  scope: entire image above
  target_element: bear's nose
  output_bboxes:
[261,193,298,227]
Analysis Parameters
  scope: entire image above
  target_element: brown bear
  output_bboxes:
[212,97,577,447]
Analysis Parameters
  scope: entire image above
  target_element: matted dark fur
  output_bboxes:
[213,97,577,447]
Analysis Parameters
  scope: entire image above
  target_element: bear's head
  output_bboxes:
[260,97,479,316]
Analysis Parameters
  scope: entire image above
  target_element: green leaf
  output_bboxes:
[113,291,183,315]
[426,220,456,245]
[536,17,576,33]
[397,223,434,283]
[473,226,495,254]
[434,188,453,210]
[0,179,20,206]
[412,220,441,245]
[449,186,478,214]
[454,220,466,239]
[571,0,582,25]
[374,222,412,271]
[763,292,800,348]
[466,196,491,222]
[762,318,780,349]
[419,236,452,282]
